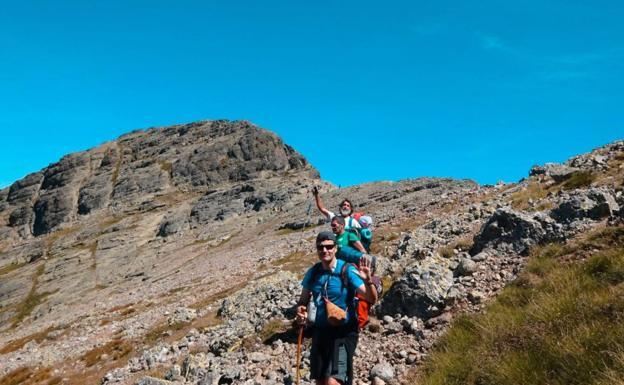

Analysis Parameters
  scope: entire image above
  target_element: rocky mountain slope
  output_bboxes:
[0,120,622,385]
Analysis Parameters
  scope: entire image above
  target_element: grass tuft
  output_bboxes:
[81,339,134,367]
[438,237,473,259]
[562,170,596,190]
[11,264,57,328]
[0,262,26,277]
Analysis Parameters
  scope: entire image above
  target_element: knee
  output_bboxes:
[326,378,342,385]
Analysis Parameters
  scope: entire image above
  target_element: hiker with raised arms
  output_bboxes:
[312,187,361,230]
[295,231,378,385]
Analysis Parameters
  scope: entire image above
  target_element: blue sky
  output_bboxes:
[1,1,622,188]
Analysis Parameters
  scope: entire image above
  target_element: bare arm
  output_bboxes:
[312,187,331,218]
[352,240,366,253]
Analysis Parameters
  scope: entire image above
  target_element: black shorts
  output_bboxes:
[309,325,359,385]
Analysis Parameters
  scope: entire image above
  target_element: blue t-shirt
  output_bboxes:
[302,259,364,328]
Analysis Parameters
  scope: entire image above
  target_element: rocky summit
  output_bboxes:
[0,120,622,385]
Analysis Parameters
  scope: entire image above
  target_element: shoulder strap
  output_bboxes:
[310,262,324,283]
[339,262,359,288]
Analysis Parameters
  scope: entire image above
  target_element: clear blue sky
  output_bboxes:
[1,1,622,188]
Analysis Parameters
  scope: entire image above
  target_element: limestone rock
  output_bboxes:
[7,172,44,204]
[370,362,395,381]
[471,208,562,255]
[551,187,620,223]
[379,257,453,319]
[529,163,580,183]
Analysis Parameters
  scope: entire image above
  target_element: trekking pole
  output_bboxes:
[295,324,304,385]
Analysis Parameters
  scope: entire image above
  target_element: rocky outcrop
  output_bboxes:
[550,187,620,223]
[529,163,580,182]
[471,208,564,255]
[379,258,454,319]
[0,120,318,239]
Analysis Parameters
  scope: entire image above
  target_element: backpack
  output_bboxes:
[310,261,383,329]
[346,215,373,253]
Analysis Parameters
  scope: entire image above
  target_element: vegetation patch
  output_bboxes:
[276,223,320,236]
[159,160,173,176]
[108,302,135,313]
[0,261,26,277]
[144,321,187,344]
[11,264,57,328]
[510,170,596,211]
[438,237,474,259]
[0,325,66,354]
[272,250,316,275]
[413,225,624,385]
[258,318,290,343]
[561,170,597,190]
[509,182,550,210]
[81,338,134,367]
[0,366,58,385]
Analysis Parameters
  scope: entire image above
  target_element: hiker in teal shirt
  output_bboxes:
[296,231,377,385]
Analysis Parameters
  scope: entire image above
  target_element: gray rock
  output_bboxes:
[378,257,454,319]
[158,210,190,237]
[8,205,33,228]
[471,250,489,262]
[530,163,580,183]
[7,172,44,204]
[385,321,404,334]
[425,312,452,328]
[551,187,620,223]
[471,208,561,255]
[456,258,477,276]
[372,377,387,385]
[468,290,485,304]
[249,352,270,363]
[168,307,197,325]
[370,362,395,381]
[33,189,77,236]
[78,173,113,214]
[165,364,182,381]
[136,377,174,385]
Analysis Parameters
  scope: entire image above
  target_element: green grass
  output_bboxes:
[11,264,58,328]
[413,226,624,385]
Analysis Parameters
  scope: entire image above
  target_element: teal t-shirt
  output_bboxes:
[302,259,364,328]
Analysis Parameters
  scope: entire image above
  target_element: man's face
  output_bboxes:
[316,241,336,263]
[330,220,344,235]
[340,201,352,216]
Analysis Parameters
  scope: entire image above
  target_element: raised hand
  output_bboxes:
[359,255,372,282]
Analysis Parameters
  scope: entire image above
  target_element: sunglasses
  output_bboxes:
[316,244,336,251]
